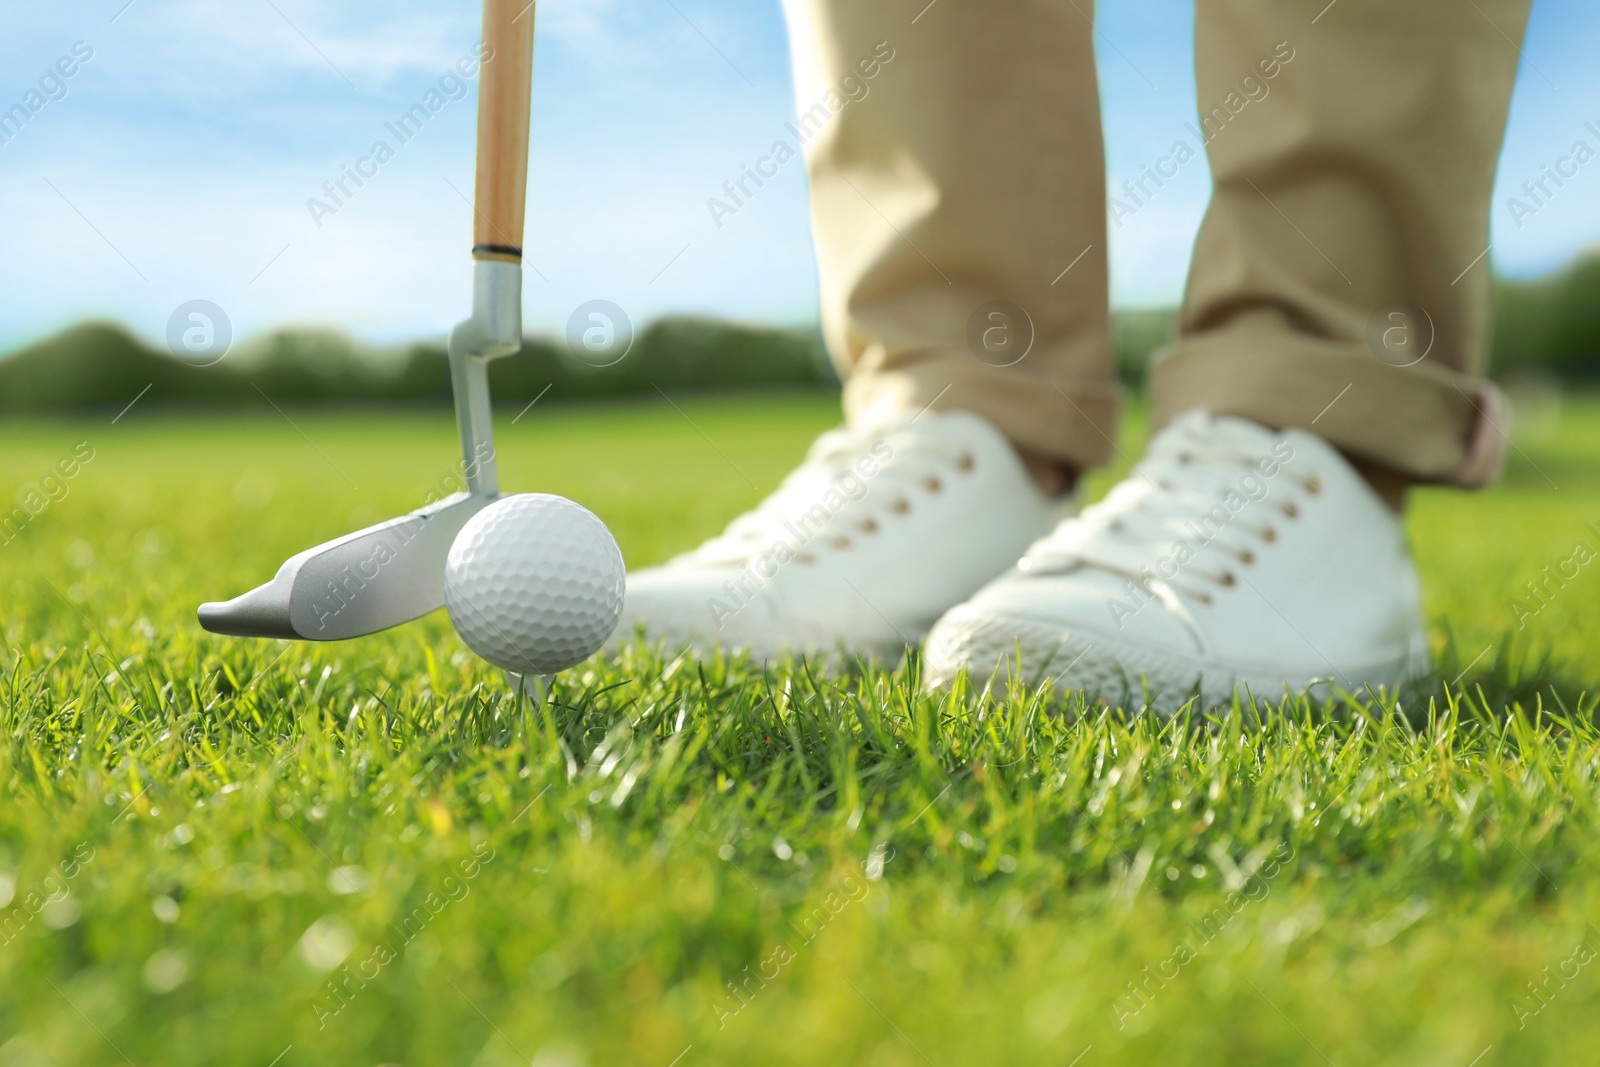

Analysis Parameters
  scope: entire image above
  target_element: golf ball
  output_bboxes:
[444,494,625,675]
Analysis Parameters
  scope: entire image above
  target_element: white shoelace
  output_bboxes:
[1019,415,1322,603]
[682,420,976,567]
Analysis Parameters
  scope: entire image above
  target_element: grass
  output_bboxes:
[2,389,1599,1066]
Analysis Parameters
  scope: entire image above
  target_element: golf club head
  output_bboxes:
[197,262,520,643]
[197,492,494,640]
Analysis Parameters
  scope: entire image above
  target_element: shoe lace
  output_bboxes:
[682,420,976,567]
[1019,415,1321,603]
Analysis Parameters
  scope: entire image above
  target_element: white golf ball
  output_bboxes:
[444,494,625,674]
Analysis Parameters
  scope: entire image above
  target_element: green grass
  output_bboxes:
[2,390,1599,1066]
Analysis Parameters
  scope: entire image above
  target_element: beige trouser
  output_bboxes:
[782,0,1531,486]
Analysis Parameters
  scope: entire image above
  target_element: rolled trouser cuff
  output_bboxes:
[1149,334,1507,488]
[843,352,1122,473]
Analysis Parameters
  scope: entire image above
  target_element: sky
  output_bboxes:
[0,0,1597,355]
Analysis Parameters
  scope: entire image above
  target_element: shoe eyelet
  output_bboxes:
[1195,592,1213,605]
[858,519,878,534]
[956,453,975,472]
[796,552,817,564]
[831,536,851,550]
[1304,475,1322,495]
[924,476,942,493]
[1261,527,1278,543]
[890,498,911,515]
[1236,550,1255,565]
[1217,571,1236,587]
[1282,502,1300,518]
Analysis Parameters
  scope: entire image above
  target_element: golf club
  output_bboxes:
[197,0,538,642]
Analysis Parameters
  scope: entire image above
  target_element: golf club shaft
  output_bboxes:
[451,0,537,496]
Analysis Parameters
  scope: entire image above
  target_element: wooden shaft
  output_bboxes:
[472,0,536,259]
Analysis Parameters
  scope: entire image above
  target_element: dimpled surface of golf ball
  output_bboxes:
[445,494,625,674]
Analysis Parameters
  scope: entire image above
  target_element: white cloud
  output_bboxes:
[128,0,481,88]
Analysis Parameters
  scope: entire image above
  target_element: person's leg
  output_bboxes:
[783,0,1118,479]
[925,0,1534,707]
[1152,0,1533,488]
[610,0,1118,660]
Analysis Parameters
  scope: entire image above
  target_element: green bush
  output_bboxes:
[0,317,836,411]
[3,251,1597,411]
[1492,253,1600,380]
[1112,254,1600,387]
[1112,307,1176,387]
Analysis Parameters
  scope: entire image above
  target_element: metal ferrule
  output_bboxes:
[448,259,523,497]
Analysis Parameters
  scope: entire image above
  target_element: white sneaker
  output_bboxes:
[610,410,1067,660]
[924,410,1430,710]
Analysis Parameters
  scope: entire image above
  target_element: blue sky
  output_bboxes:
[0,0,1596,354]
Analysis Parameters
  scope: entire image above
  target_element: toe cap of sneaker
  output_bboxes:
[923,567,1206,689]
